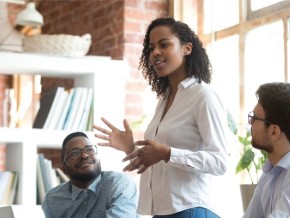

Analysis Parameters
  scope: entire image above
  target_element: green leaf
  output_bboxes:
[236,149,255,174]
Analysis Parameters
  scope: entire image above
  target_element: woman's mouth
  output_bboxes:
[155,59,165,66]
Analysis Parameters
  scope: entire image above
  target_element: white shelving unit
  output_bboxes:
[0,52,130,206]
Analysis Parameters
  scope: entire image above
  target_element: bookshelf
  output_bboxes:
[0,51,130,206]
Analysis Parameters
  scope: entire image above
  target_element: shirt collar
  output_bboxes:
[164,76,198,98]
[263,151,290,173]
[179,76,198,89]
[70,174,101,200]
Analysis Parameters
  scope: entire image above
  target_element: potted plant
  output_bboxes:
[227,112,268,211]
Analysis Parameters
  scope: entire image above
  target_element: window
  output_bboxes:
[244,21,285,114]
[177,0,290,128]
[203,0,239,33]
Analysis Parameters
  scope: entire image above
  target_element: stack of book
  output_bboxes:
[37,153,69,204]
[0,171,19,205]
[33,87,93,131]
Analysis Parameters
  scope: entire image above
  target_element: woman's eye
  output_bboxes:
[160,43,168,48]
[149,47,154,52]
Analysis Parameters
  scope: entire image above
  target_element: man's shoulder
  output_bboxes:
[101,171,134,184]
[102,171,131,178]
[46,181,70,196]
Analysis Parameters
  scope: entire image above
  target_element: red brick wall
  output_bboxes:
[123,0,168,126]
[39,0,125,59]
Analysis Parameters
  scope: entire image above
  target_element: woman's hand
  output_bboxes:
[93,117,135,154]
[122,140,171,174]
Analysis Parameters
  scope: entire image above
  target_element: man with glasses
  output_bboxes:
[42,132,139,218]
[243,82,290,217]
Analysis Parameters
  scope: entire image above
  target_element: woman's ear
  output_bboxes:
[184,42,192,56]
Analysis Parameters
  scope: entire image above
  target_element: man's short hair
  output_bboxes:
[62,132,88,149]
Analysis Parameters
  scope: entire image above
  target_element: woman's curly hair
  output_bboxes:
[139,17,212,98]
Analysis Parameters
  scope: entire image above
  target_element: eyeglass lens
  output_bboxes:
[69,145,97,159]
[248,112,254,125]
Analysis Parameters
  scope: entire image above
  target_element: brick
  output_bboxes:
[124,20,142,32]
[0,144,6,171]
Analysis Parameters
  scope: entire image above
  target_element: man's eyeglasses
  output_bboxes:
[63,145,97,163]
[248,111,272,125]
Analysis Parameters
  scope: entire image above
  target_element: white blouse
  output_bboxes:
[137,77,229,216]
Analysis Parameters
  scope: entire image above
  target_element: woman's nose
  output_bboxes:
[152,47,161,56]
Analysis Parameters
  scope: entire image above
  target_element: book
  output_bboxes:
[63,87,82,130]
[43,87,65,129]
[8,172,18,205]
[38,154,52,193]
[33,88,60,129]
[0,171,11,203]
[45,159,58,189]
[55,168,69,183]
[71,87,88,130]
[56,88,75,130]
[0,171,15,204]
[85,100,94,131]
[77,88,93,131]
[36,155,46,204]
[46,89,69,129]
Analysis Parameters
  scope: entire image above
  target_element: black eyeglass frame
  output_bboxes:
[63,145,97,163]
[248,111,272,125]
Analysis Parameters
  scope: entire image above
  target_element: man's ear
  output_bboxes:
[184,42,192,56]
[269,124,281,140]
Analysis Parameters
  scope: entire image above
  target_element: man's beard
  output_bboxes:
[252,140,272,153]
[69,161,102,182]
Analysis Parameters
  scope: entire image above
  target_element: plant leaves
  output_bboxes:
[236,149,255,174]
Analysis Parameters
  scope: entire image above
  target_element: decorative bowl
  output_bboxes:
[22,33,91,57]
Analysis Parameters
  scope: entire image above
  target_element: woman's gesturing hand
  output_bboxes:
[122,140,171,174]
[93,117,135,154]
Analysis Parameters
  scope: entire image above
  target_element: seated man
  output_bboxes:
[42,132,139,218]
[243,82,290,217]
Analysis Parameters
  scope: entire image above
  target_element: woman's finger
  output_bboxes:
[101,117,118,131]
[122,149,140,162]
[122,157,142,172]
[137,165,147,174]
[93,125,109,134]
[134,140,148,146]
[94,133,109,140]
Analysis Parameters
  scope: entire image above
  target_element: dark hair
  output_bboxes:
[61,132,88,162]
[256,82,290,141]
[139,17,212,97]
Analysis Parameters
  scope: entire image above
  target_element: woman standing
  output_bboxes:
[93,17,229,218]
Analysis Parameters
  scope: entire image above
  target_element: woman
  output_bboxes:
[93,17,229,218]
